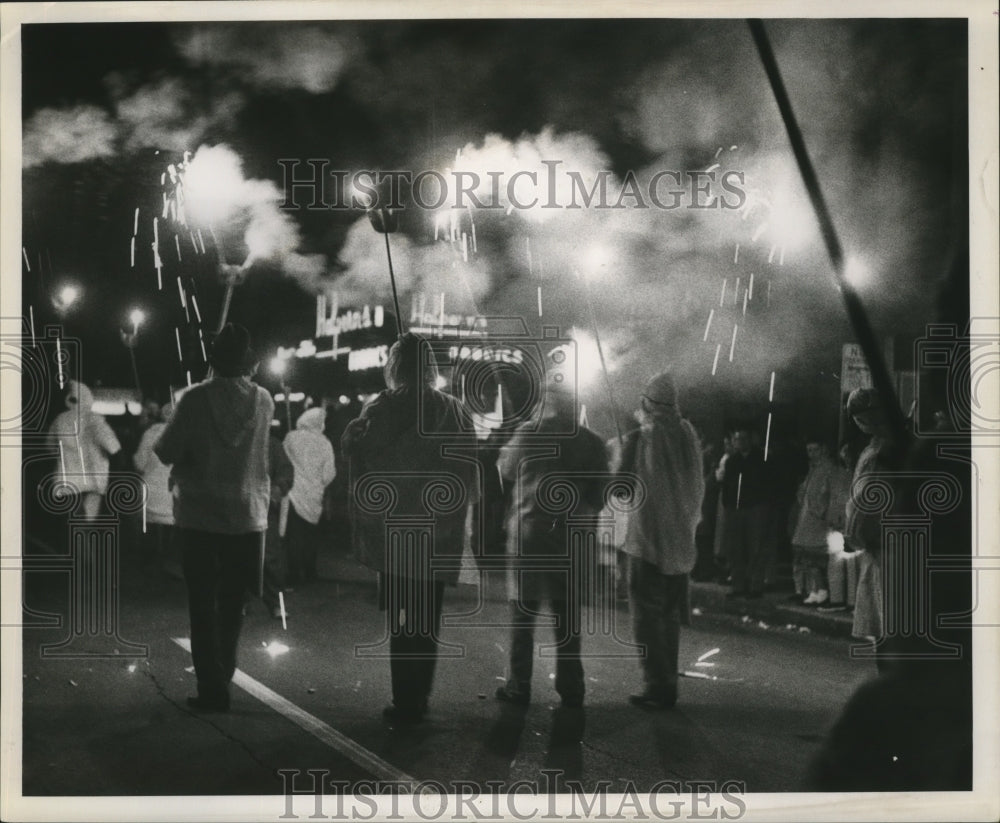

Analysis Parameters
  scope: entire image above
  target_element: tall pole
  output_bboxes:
[129,346,142,401]
[383,232,404,338]
[747,19,906,449]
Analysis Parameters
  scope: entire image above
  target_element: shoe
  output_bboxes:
[495,685,530,706]
[802,592,819,604]
[382,705,424,727]
[629,690,677,710]
[813,589,829,605]
[186,695,230,713]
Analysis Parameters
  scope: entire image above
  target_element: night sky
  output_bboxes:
[19,16,969,436]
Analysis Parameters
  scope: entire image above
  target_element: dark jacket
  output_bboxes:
[341,386,479,584]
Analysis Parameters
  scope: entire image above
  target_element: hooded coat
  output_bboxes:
[154,376,274,534]
[615,406,705,576]
[133,404,174,525]
[47,381,121,494]
[283,407,336,525]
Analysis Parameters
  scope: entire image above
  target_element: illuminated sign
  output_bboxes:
[348,345,389,372]
[448,345,525,364]
[316,295,385,338]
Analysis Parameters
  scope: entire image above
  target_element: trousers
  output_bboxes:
[181,529,261,704]
[628,558,686,699]
[381,572,446,713]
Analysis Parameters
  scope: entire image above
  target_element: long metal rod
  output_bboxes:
[383,232,404,338]
[748,19,907,447]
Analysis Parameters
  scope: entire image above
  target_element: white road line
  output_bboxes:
[172,637,415,785]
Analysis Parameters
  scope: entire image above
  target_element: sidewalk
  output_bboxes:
[315,550,855,639]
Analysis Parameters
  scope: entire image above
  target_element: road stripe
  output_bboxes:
[172,637,416,785]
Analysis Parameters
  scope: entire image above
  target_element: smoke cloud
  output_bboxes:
[22,105,118,168]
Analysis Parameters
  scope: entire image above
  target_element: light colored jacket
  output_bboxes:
[616,409,704,576]
[47,381,121,494]
[154,376,273,534]
[792,457,838,547]
[283,408,336,525]
[134,421,173,525]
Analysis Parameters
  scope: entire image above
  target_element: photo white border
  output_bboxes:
[2,1,997,821]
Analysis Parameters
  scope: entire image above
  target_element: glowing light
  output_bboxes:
[826,530,846,556]
[269,356,288,376]
[129,308,146,329]
[566,329,605,392]
[264,641,290,658]
[57,284,80,309]
[844,255,872,288]
[434,374,448,390]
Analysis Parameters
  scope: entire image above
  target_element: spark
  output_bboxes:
[55,336,64,388]
[130,237,136,268]
[767,244,776,264]
[733,277,740,305]
[22,247,30,271]
[704,163,720,174]
[186,370,192,386]
[142,484,147,534]
[769,371,776,403]
[174,328,183,361]
[742,289,748,316]
[471,218,478,253]
[133,207,139,236]
[728,324,739,362]
[196,229,206,255]
[751,222,768,243]
[537,286,543,318]
[190,294,202,323]
[703,308,715,342]
[433,213,440,242]
[176,278,186,309]
[764,412,773,461]
[198,328,207,361]
[579,403,589,428]
[58,439,67,477]
[175,235,182,262]
[734,244,739,265]
[719,278,728,307]
[697,648,720,662]
[748,273,754,301]
[715,147,723,159]
[736,472,743,508]
[462,232,469,263]
[278,592,287,631]
[29,306,36,347]
[766,280,772,307]
[711,343,722,376]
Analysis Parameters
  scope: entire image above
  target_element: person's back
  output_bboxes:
[152,323,274,713]
[156,376,272,534]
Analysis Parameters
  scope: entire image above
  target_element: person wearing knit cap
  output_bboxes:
[155,323,274,712]
[47,380,122,521]
[283,407,336,585]
[615,372,704,709]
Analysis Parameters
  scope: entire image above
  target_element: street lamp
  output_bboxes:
[129,308,146,337]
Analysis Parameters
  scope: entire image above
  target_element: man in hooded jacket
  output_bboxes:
[155,324,273,712]
[616,372,704,710]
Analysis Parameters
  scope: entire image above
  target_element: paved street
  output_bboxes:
[16,548,875,799]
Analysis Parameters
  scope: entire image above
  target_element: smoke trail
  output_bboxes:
[173,24,357,93]
[22,105,118,167]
